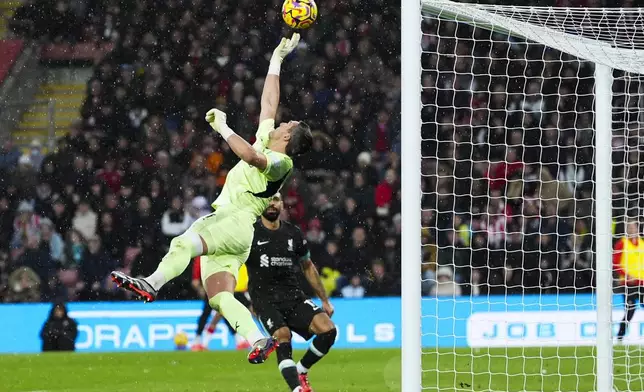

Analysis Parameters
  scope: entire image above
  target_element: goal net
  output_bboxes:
[401,1,644,392]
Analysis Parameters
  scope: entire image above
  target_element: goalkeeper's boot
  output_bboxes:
[247,337,277,364]
[298,373,314,392]
[110,271,157,302]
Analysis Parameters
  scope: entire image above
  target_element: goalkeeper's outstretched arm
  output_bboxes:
[259,33,300,123]
[205,108,267,171]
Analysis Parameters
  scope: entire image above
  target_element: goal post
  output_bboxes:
[404,1,644,391]
[401,1,423,392]
[595,62,614,392]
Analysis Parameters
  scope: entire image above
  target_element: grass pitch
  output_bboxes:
[0,347,643,392]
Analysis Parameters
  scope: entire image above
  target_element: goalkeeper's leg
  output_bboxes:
[111,218,209,301]
[203,257,276,364]
[147,230,206,290]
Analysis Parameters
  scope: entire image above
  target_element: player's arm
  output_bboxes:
[259,33,301,123]
[206,108,268,171]
[302,258,334,317]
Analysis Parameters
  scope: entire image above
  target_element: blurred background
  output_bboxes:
[0,0,401,304]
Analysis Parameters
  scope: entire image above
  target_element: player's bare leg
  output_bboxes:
[271,326,302,392]
[297,313,337,391]
[205,271,276,364]
[111,231,204,301]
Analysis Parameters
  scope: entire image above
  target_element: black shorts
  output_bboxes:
[255,298,324,340]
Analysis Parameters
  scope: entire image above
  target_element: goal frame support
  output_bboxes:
[594,63,614,392]
[410,2,616,391]
[401,0,422,391]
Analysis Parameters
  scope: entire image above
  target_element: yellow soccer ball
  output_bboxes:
[282,0,318,29]
[174,331,189,350]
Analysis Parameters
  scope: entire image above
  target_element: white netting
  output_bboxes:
[421,2,644,392]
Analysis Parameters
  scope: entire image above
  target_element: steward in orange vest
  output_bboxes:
[613,219,644,341]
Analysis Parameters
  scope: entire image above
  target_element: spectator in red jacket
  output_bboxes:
[375,169,397,217]
[486,148,523,192]
[96,159,122,194]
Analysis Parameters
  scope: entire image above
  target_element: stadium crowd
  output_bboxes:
[421,4,644,296]
[0,0,402,302]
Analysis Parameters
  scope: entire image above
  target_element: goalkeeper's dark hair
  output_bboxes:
[286,121,312,157]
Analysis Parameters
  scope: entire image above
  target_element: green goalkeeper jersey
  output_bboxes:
[212,119,293,217]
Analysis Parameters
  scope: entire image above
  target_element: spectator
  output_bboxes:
[190,196,211,220]
[131,197,159,245]
[51,198,73,236]
[40,218,65,264]
[80,235,116,300]
[11,155,38,199]
[64,230,85,269]
[341,275,365,298]
[0,137,21,172]
[72,200,97,241]
[17,236,54,285]
[366,260,398,296]
[6,266,41,303]
[98,212,123,260]
[338,227,372,278]
[29,139,45,172]
[161,196,192,242]
[155,151,181,194]
[11,201,41,253]
[431,267,462,297]
[34,182,54,217]
[95,159,122,194]
[40,302,78,352]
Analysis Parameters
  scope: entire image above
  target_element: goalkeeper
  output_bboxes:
[111,33,313,364]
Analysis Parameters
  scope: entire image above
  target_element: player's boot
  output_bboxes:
[247,337,278,364]
[191,343,207,352]
[298,373,313,392]
[110,271,157,302]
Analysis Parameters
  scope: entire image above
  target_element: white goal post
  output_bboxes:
[401,1,644,392]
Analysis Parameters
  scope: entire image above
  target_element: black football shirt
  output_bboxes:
[246,219,311,303]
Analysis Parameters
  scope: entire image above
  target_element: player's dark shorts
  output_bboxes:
[254,297,324,340]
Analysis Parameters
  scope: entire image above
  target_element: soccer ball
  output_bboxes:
[174,332,189,350]
[282,0,318,29]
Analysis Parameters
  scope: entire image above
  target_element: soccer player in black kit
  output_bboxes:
[246,193,336,392]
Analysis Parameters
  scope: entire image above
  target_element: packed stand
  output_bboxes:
[0,0,402,302]
[420,3,644,296]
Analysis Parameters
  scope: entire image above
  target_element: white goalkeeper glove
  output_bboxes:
[268,33,301,75]
[205,108,234,140]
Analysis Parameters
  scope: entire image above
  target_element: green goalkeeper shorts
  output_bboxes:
[189,206,256,285]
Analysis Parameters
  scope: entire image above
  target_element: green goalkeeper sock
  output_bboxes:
[209,291,264,345]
